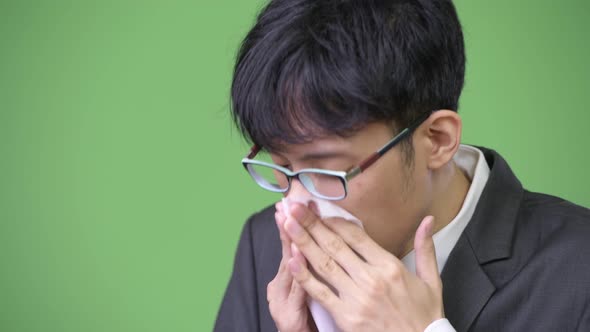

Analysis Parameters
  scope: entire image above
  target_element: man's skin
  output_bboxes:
[265,110,471,331]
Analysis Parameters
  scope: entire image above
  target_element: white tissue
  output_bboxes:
[281,196,363,332]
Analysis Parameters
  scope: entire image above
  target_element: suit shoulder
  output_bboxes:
[521,191,590,226]
[247,204,277,237]
[242,204,281,257]
[518,191,590,256]
[486,192,590,290]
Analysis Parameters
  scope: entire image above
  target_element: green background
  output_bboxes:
[1,0,588,331]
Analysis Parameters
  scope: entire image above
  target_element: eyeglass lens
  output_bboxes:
[298,172,345,198]
[247,163,345,198]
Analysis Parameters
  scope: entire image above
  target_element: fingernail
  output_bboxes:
[285,219,303,237]
[426,216,435,236]
[290,204,306,221]
[308,201,320,216]
[275,218,284,229]
[288,259,301,274]
[291,242,300,257]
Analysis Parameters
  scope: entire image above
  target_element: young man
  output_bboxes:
[215,0,590,331]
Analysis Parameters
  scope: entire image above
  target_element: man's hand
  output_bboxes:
[266,203,317,332]
[283,203,444,332]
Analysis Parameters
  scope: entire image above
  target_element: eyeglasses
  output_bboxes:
[241,111,434,200]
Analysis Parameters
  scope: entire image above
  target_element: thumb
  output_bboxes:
[414,216,441,289]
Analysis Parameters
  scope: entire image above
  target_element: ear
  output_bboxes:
[420,110,462,170]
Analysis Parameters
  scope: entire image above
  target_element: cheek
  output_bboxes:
[345,154,409,213]
[337,157,428,254]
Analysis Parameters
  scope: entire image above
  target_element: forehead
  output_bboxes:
[269,122,393,160]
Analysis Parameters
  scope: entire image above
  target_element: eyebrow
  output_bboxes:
[299,151,352,162]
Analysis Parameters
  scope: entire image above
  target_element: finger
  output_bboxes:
[322,216,392,266]
[273,212,294,300]
[414,216,441,289]
[284,216,356,292]
[288,249,308,305]
[288,204,366,278]
[275,201,284,215]
[268,260,294,302]
[288,279,307,307]
[288,255,340,313]
[275,211,291,259]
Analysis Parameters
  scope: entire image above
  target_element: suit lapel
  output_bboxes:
[440,147,525,331]
[441,236,495,332]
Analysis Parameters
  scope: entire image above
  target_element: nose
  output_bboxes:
[286,177,312,200]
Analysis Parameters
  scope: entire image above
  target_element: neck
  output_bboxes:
[432,161,471,232]
[401,161,471,256]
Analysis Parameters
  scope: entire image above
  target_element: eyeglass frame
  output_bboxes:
[241,110,435,201]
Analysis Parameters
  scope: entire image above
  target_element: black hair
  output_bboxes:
[231,0,465,152]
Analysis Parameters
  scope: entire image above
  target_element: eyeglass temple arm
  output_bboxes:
[246,145,261,159]
[346,111,433,180]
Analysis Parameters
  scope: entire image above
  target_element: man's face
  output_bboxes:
[270,122,435,257]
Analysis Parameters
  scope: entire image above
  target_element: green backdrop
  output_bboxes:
[1,1,588,331]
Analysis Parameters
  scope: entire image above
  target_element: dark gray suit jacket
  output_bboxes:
[214,147,590,331]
